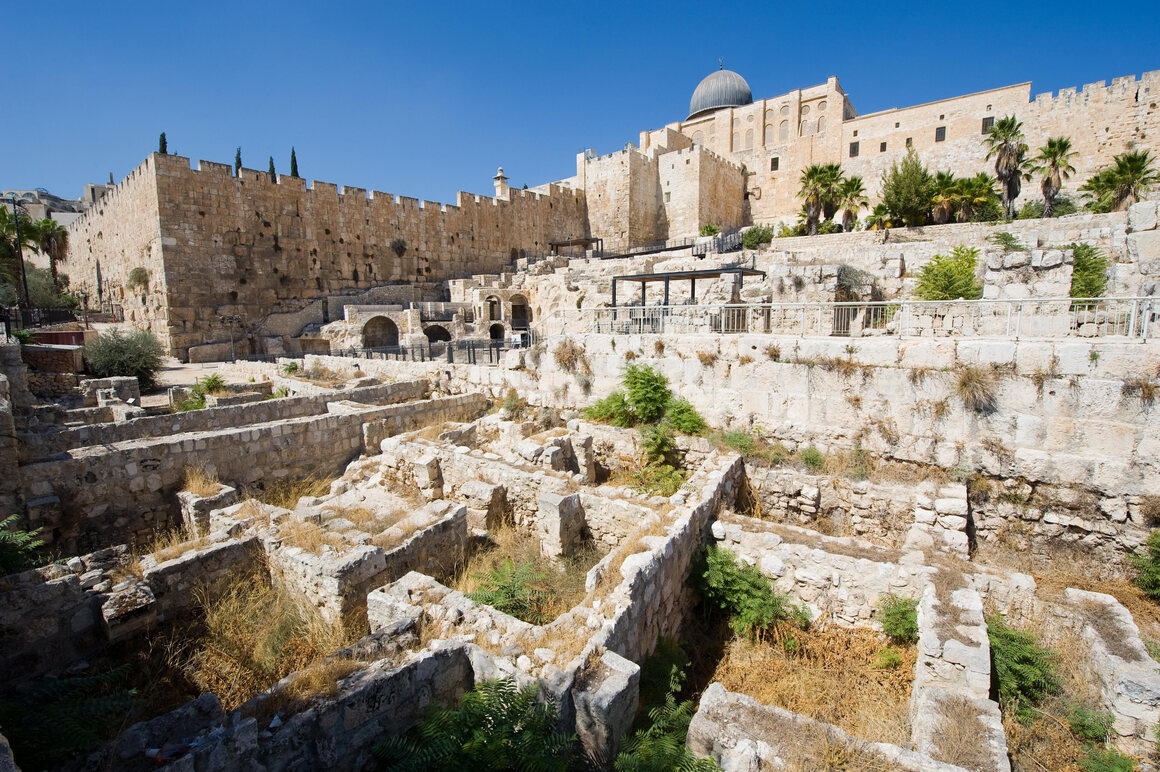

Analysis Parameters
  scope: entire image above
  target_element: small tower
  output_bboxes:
[492,166,509,199]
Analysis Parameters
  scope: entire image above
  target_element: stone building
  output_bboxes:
[64,67,1157,358]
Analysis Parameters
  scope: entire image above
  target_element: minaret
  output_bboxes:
[492,166,509,199]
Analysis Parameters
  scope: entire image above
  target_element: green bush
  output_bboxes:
[12,328,33,345]
[986,613,1060,722]
[372,678,575,771]
[990,231,1026,253]
[914,246,983,301]
[1077,746,1137,772]
[720,429,756,456]
[641,422,676,465]
[281,361,300,374]
[873,647,903,670]
[879,594,919,644]
[466,561,550,625]
[1131,530,1160,601]
[624,364,671,423]
[699,224,720,236]
[691,545,809,637]
[817,220,842,235]
[0,515,44,575]
[1069,243,1108,299]
[1068,706,1115,743]
[83,328,165,390]
[615,666,719,772]
[664,397,706,435]
[584,390,635,427]
[880,149,934,227]
[742,225,775,249]
[127,266,149,289]
[799,445,825,472]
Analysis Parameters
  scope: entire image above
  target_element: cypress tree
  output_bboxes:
[235,147,242,176]
[159,132,167,154]
[268,157,276,182]
[290,147,299,178]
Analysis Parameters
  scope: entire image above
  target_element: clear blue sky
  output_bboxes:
[4,0,1158,203]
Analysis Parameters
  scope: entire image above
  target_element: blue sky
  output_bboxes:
[4,0,1158,202]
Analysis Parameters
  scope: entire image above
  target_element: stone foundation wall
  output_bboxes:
[25,371,80,399]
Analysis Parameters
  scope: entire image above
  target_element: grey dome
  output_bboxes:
[688,69,753,119]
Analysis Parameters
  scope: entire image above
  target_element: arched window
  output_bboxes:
[510,294,531,329]
[489,323,505,341]
[745,129,754,149]
[817,116,826,134]
[780,105,789,117]
[732,133,740,150]
[779,121,789,141]
[692,131,703,145]
[764,125,775,145]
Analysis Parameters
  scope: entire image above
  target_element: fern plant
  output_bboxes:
[466,561,551,624]
[615,666,718,771]
[0,515,44,575]
[664,398,706,435]
[0,665,138,770]
[372,678,575,771]
[879,594,919,644]
[623,364,671,423]
[1068,705,1115,744]
[1131,530,1160,601]
[691,546,808,637]
[986,613,1060,722]
[914,246,982,300]
[584,390,635,427]
[1077,746,1138,772]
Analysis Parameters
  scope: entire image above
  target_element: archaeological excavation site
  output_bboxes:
[2,65,1159,772]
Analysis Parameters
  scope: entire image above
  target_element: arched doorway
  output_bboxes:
[363,316,398,348]
[489,323,505,341]
[510,294,531,330]
[485,295,501,322]
[424,325,451,343]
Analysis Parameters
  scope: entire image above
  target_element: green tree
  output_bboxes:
[1029,137,1077,218]
[290,146,299,178]
[952,173,1001,223]
[864,203,892,231]
[930,171,957,225]
[983,116,1028,218]
[267,157,276,182]
[0,205,33,306]
[235,147,242,176]
[837,176,867,231]
[914,246,982,300]
[82,328,166,390]
[1081,150,1160,212]
[372,678,575,771]
[158,132,167,154]
[797,164,840,236]
[25,218,69,291]
[881,149,934,227]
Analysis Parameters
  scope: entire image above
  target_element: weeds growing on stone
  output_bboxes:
[955,363,998,413]
[250,475,335,509]
[182,465,221,498]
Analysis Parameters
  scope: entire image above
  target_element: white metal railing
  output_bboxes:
[531,297,1157,340]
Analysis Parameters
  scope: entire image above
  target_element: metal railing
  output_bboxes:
[532,297,1157,341]
[1,307,77,331]
[240,335,538,365]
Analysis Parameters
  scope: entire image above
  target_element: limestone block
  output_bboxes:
[573,649,640,761]
[537,492,583,558]
[1003,251,1031,269]
[934,497,968,516]
[101,583,158,643]
[1128,201,1158,233]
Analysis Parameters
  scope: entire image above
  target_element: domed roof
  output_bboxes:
[688,68,753,119]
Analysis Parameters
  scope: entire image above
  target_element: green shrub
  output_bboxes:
[281,361,300,374]
[615,666,719,772]
[1069,243,1108,299]
[272,386,289,398]
[691,545,809,637]
[1077,747,1137,772]
[197,373,225,394]
[501,388,527,419]
[879,594,919,644]
[631,463,687,497]
[799,445,825,472]
[817,220,842,235]
[1131,530,1160,601]
[127,266,149,289]
[0,515,44,575]
[873,647,903,670]
[990,231,1027,253]
[623,364,671,423]
[742,224,775,249]
[914,246,982,300]
[699,224,720,236]
[372,678,575,771]
[664,397,706,435]
[1068,706,1115,744]
[83,328,165,390]
[641,422,676,465]
[986,613,1060,722]
[466,561,550,625]
[584,390,635,427]
[12,328,33,345]
[720,430,756,456]
[0,665,137,770]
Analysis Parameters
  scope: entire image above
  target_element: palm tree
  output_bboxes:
[930,171,957,225]
[983,116,1028,218]
[28,218,69,291]
[952,174,999,223]
[865,204,892,231]
[816,163,846,222]
[836,176,867,232]
[1029,137,1077,217]
[0,206,31,305]
[797,165,828,236]
[1080,150,1160,212]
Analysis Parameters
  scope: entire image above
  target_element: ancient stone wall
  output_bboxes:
[0,375,21,517]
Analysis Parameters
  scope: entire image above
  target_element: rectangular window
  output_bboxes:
[853,130,858,137]
[664,192,671,203]
[981,116,995,134]
[880,142,887,152]
[906,137,913,148]
[935,126,946,142]
[849,141,859,158]
[894,122,900,128]
[770,157,779,171]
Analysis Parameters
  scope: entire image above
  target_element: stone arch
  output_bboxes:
[363,316,398,349]
[424,325,451,343]
[817,116,827,134]
[764,125,775,145]
[692,130,703,145]
[510,294,531,329]
[779,120,789,141]
[485,295,502,321]
[489,323,505,341]
[745,129,754,149]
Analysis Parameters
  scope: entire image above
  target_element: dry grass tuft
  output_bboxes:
[931,694,994,772]
[250,475,336,510]
[278,518,350,553]
[764,344,781,362]
[553,339,590,374]
[956,364,998,413]
[1122,375,1158,407]
[696,350,718,367]
[908,366,931,386]
[738,354,753,365]
[817,355,860,379]
[182,465,222,498]
[710,620,915,746]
